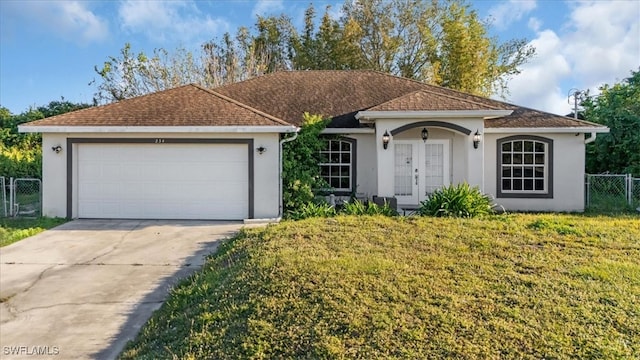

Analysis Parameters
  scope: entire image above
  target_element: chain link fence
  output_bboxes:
[633,178,640,210]
[585,174,639,212]
[1,176,7,217]
[1,177,42,218]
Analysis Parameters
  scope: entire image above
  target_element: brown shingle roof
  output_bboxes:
[367,89,500,111]
[484,107,604,128]
[23,84,291,127]
[215,70,602,129]
[24,70,604,130]
[215,70,427,127]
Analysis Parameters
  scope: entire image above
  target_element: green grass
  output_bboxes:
[120,214,640,360]
[0,217,67,247]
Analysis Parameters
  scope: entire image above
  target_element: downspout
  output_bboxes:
[584,132,597,144]
[279,129,300,219]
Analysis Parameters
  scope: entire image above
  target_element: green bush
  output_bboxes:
[286,201,337,220]
[418,182,496,218]
[340,199,397,216]
[0,144,42,178]
[281,113,330,215]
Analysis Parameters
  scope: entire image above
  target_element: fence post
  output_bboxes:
[585,174,590,208]
[1,177,5,217]
[8,177,14,217]
[628,174,633,206]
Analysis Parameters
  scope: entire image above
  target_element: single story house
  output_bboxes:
[20,70,608,220]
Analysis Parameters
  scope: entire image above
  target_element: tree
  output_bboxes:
[291,5,367,71]
[338,0,534,96]
[91,43,211,103]
[340,0,399,73]
[583,69,640,176]
[92,0,535,102]
[1,100,90,178]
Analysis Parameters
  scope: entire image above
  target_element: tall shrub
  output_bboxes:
[0,145,42,178]
[1,101,90,178]
[583,69,640,177]
[282,113,329,216]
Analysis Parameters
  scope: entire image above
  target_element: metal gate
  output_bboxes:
[1,177,42,217]
[1,176,7,217]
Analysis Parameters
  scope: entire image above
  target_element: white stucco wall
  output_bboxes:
[41,132,281,219]
[340,133,377,197]
[484,132,586,212]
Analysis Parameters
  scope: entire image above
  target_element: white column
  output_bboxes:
[376,121,396,197]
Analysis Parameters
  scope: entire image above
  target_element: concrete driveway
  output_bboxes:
[0,220,246,360]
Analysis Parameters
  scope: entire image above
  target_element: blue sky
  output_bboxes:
[1,0,638,116]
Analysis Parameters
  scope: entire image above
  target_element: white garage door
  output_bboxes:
[77,143,249,220]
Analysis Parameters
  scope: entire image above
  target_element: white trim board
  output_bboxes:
[18,125,298,134]
[356,110,513,121]
[321,128,375,134]
[484,127,609,134]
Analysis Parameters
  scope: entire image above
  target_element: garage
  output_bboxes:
[75,141,250,220]
[18,84,295,220]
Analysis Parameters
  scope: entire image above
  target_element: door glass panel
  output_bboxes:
[424,143,444,195]
[394,144,413,196]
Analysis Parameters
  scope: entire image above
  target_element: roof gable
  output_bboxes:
[23,84,291,127]
[367,89,500,111]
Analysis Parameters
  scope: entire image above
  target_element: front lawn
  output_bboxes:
[120,214,640,359]
[0,217,67,247]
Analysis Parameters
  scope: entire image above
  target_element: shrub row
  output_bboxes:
[287,199,398,220]
[287,183,497,220]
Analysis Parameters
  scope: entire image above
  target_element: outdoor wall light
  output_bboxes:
[421,128,429,142]
[382,130,390,150]
[51,145,62,154]
[473,130,482,149]
[256,146,266,154]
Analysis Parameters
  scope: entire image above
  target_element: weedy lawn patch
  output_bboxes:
[120,214,640,360]
[0,217,67,247]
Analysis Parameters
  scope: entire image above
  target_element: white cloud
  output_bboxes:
[252,0,284,17]
[505,30,572,115]
[563,0,640,89]
[504,0,640,115]
[118,0,228,43]
[527,17,541,32]
[2,0,108,44]
[488,0,537,30]
[58,2,108,42]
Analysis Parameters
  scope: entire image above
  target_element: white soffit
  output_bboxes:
[484,127,610,134]
[355,110,513,121]
[18,125,298,134]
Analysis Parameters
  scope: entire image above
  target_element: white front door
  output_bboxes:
[394,140,450,206]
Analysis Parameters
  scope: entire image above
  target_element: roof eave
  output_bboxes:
[484,127,610,134]
[18,125,299,134]
[321,127,375,134]
[355,110,513,122]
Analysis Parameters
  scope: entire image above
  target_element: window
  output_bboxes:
[319,138,356,194]
[497,136,553,198]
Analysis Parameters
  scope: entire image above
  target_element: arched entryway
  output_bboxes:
[389,122,472,206]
